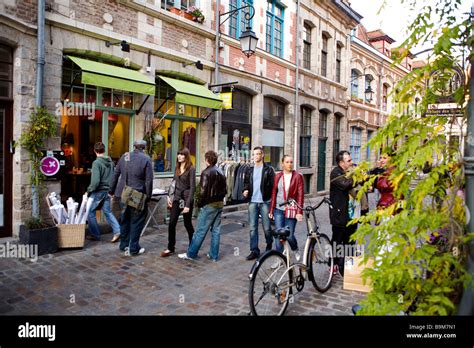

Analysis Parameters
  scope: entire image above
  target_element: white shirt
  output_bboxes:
[283,172,292,196]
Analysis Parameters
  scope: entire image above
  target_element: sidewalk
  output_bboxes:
[0,196,372,315]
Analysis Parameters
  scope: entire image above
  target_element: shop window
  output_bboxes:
[303,174,311,194]
[0,44,13,98]
[152,79,200,175]
[263,97,284,130]
[263,97,285,169]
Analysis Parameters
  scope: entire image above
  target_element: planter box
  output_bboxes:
[19,225,58,256]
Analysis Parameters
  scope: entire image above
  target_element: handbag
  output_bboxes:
[282,174,297,219]
[120,152,147,211]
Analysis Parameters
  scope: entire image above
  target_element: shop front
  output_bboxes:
[59,54,155,202]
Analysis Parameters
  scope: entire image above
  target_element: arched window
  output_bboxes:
[263,97,285,169]
[333,114,342,164]
[382,83,390,111]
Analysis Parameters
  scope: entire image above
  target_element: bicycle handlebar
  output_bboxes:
[278,197,333,211]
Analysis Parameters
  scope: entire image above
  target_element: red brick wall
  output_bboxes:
[266,60,286,85]
[228,45,256,74]
[4,0,37,25]
[161,21,207,59]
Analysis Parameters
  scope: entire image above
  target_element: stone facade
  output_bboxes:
[1,0,362,236]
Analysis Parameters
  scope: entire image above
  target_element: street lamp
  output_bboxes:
[213,1,258,151]
[218,4,258,58]
[364,84,374,103]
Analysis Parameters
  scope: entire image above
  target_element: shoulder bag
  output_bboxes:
[282,174,297,219]
[120,152,147,211]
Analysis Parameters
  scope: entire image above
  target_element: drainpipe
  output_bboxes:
[214,0,221,153]
[32,0,46,218]
[293,0,300,169]
[458,3,474,315]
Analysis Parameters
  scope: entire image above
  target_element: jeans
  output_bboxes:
[168,200,194,252]
[331,224,356,275]
[119,203,148,255]
[187,204,223,260]
[248,201,272,254]
[87,191,121,240]
[273,208,298,252]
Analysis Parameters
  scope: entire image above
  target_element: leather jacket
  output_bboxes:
[198,165,227,208]
[242,164,275,202]
[270,171,304,215]
[329,165,354,227]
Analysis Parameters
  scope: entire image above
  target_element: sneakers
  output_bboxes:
[206,253,217,262]
[160,249,174,257]
[295,250,301,262]
[124,247,145,256]
[178,253,194,261]
[111,234,120,243]
[246,251,259,261]
[333,265,343,277]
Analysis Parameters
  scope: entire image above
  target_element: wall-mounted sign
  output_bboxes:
[39,150,66,180]
[219,92,233,109]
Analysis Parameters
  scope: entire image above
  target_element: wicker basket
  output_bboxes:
[57,224,85,248]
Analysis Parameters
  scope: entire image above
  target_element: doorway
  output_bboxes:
[0,101,13,237]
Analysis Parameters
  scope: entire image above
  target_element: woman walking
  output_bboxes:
[161,147,196,257]
[269,155,304,260]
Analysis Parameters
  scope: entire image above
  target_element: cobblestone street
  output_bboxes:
[0,195,374,316]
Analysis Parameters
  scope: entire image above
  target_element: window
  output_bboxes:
[365,75,374,102]
[319,110,327,137]
[153,78,201,174]
[229,0,253,39]
[333,115,341,164]
[161,0,197,11]
[367,130,373,162]
[321,34,328,77]
[350,127,362,164]
[300,107,311,167]
[303,174,311,194]
[336,43,342,83]
[266,0,284,58]
[351,69,359,98]
[0,44,13,98]
[303,23,311,70]
[382,83,389,111]
[263,97,284,130]
[221,89,252,161]
[263,97,285,169]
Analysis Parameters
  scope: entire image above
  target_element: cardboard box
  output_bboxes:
[343,256,373,293]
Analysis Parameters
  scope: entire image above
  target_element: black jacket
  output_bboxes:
[109,149,154,199]
[197,165,227,208]
[242,164,275,202]
[329,165,354,227]
[173,167,196,208]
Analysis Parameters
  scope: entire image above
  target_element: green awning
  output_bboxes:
[158,76,223,110]
[67,56,155,95]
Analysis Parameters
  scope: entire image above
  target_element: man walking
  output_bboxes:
[330,150,355,277]
[110,140,153,256]
[86,142,121,241]
[242,146,275,260]
[179,150,227,261]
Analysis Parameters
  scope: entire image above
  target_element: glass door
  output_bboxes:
[0,103,13,237]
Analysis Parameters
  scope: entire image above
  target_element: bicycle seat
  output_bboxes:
[271,227,290,239]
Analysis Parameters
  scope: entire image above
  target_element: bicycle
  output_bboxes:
[248,197,334,316]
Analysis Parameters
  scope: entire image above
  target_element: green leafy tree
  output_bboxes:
[18,107,57,219]
[350,0,473,315]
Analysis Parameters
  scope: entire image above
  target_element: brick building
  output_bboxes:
[0,0,364,236]
[347,25,414,165]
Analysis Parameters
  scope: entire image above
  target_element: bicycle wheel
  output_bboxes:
[248,250,293,316]
[308,233,333,292]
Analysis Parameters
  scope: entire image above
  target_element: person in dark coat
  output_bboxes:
[109,140,153,256]
[161,147,196,257]
[330,150,355,276]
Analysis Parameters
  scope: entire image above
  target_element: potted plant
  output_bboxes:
[17,107,58,254]
[169,7,182,15]
[185,6,205,23]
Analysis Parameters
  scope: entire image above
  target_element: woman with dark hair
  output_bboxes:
[269,155,304,260]
[161,147,196,257]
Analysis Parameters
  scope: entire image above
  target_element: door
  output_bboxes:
[317,138,327,191]
[0,102,13,236]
